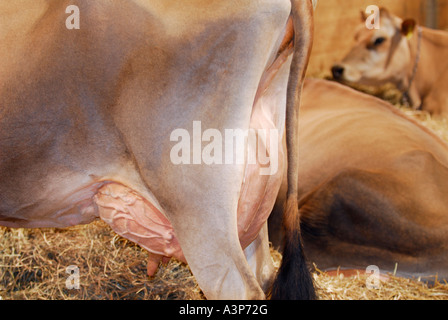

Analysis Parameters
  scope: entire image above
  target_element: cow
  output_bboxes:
[0,0,316,300]
[331,8,448,117]
[270,78,448,282]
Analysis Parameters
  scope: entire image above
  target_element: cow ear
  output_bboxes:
[401,19,417,39]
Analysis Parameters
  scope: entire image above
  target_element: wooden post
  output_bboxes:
[425,0,438,29]
[438,0,448,30]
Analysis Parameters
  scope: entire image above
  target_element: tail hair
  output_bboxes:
[270,196,317,300]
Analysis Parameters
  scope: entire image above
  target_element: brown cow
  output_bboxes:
[0,0,316,300]
[270,79,448,282]
[331,8,448,117]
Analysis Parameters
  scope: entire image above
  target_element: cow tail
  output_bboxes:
[270,0,316,300]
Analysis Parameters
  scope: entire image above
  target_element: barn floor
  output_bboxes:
[1,83,448,300]
[1,218,448,300]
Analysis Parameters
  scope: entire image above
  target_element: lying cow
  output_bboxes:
[270,78,448,282]
[331,8,448,117]
[0,0,316,300]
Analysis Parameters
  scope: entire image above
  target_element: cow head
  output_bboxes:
[331,8,417,88]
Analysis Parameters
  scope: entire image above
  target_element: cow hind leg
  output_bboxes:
[244,222,276,293]
[168,209,266,300]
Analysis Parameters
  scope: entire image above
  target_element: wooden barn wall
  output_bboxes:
[439,0,448,30]
[307,0,448,76]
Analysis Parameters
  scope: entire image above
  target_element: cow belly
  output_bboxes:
[0,181,106,228]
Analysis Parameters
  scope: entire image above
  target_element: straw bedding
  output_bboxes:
[2,219,448,300]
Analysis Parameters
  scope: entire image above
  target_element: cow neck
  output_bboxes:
[405,27,448,110]
[402,26,422,108]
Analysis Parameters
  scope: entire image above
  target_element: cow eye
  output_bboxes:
[373,37,386,46]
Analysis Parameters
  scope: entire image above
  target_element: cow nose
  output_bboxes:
[331,65,345,80]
